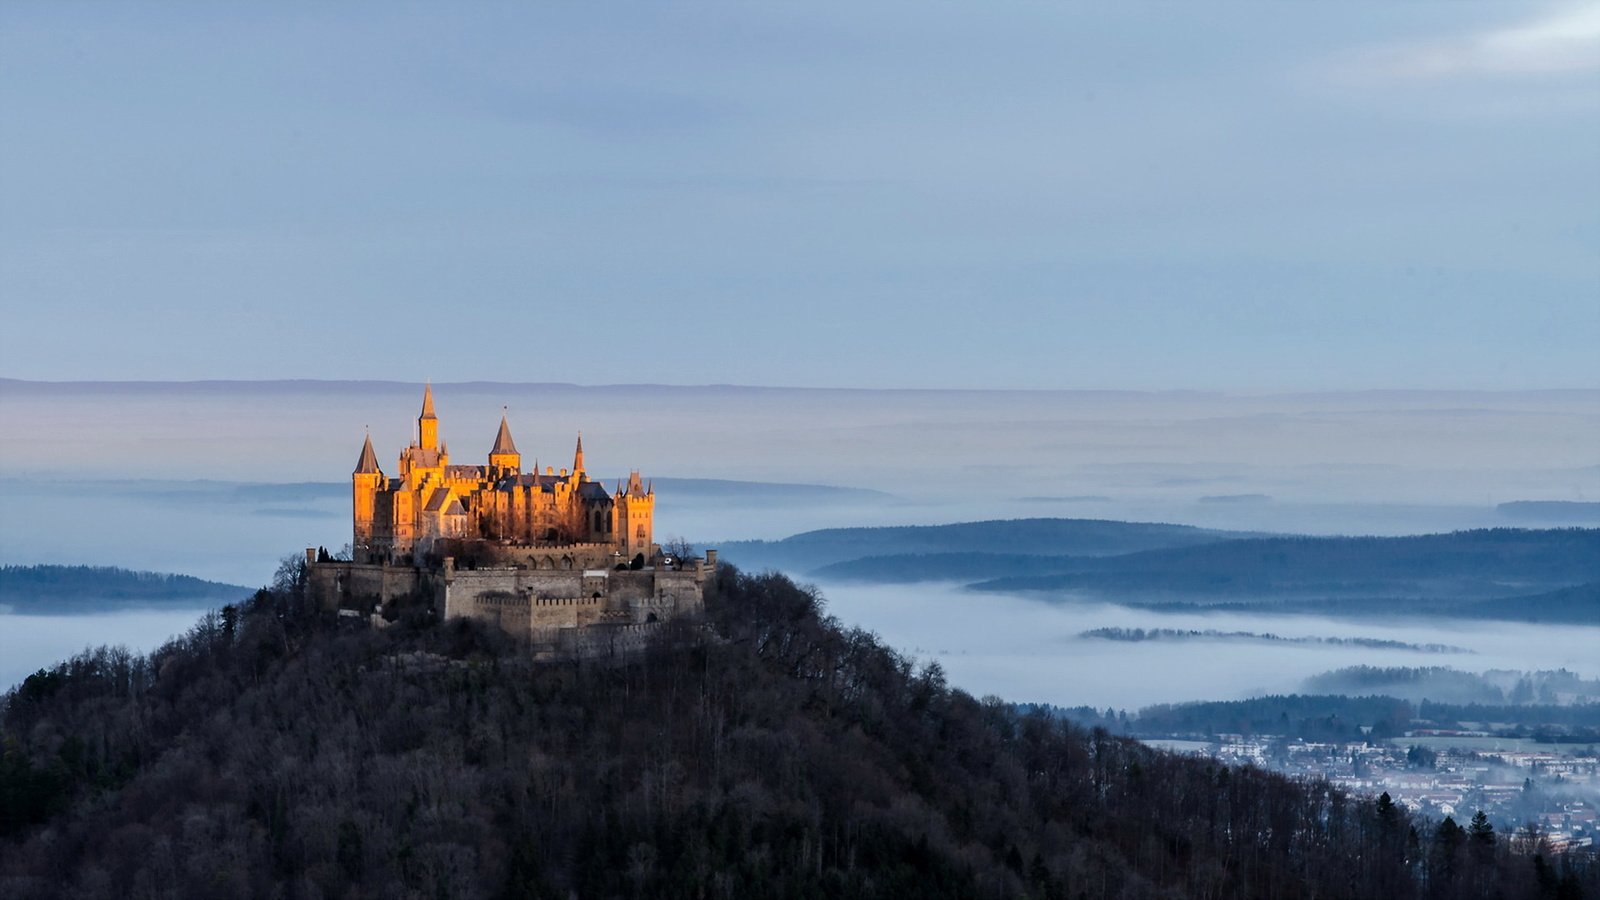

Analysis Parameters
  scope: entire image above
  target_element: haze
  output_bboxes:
[2,2,1596,390]
[2,381,1596,586]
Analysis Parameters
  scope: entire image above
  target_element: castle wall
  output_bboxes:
[307,560,442,614]
[436,541,628,572]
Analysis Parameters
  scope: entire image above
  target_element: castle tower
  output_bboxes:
[489,414,521,476]
[572,433,585,480]
[352,433,383,556]
[418,383,439,451]
[616,470,655,558]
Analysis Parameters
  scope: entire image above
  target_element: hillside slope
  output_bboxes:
[1,565,1591,898]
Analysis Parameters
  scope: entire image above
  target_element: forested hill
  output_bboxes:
[0,565,250,612]
[967,528,1600,601]
[719,517,1250,572]
[4,566,1594,898]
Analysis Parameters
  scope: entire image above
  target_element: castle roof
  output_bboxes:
[491,416,518,455]
[578,481,612,501]
[420,383,437,419]
[406,446,444,468]
[424,487,464,514]
[354,434,381,474]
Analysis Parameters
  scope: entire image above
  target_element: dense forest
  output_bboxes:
[1303,667,1600,707]
[3,562,1597,898]
[0,565,250,611]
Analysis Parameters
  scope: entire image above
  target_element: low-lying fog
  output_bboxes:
[814,581,1600,711]
[0,609,211,692]
[5,579,1596,708]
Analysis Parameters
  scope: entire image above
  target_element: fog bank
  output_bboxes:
[815,581,1600,711]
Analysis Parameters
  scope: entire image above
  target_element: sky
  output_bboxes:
[1,2,1596,390]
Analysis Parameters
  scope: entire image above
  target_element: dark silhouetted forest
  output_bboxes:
[3,561,1596,898]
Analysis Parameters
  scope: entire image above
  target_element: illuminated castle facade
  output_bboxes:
[311,386,712,656]
[352,384,655,567]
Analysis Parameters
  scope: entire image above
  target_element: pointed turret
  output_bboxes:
[417,383,440,450]
[492,416,518,455]
[489,414,521,474]
[352,433,384,560]
[354,434,381,474]
[572,433,585,477]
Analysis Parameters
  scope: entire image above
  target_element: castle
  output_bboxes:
[308,386,713,656]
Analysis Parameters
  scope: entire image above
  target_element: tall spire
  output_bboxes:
[354,433,381,474]
[491,415,518,455]
[417,383,439,451]
[573,432,585,475]
[420,382,436,419]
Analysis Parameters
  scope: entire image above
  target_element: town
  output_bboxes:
[1147,732,1599,852]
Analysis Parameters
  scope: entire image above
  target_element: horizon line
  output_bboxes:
[2,377,1596,398]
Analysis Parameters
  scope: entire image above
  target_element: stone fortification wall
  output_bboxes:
[308,549,715,659]
[308,559,439,614]
[429,539,630,573]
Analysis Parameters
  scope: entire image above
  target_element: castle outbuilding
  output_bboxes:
[310,385,712,656]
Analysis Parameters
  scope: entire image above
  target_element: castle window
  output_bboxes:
[635,524,646,542]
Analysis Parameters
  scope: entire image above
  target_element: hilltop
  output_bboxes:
[7,562,1590,897]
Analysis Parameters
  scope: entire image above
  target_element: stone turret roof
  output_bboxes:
[420,383,437,419]
[355,434,381,474]
[491,416,518,455]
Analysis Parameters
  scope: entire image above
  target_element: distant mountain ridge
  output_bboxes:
[719,517,1253,573]
[724,518,1600,623]
[968,528,1600,601]
[0,565,250,612]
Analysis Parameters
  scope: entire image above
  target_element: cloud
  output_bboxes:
[1343,3,1600,81]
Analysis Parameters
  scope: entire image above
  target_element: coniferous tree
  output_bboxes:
[1428,815,1464,898]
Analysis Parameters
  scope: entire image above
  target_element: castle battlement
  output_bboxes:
[528,597,602,608]
[308,385,713,656]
